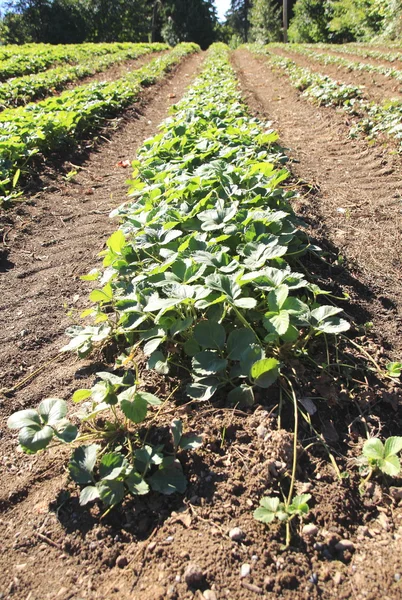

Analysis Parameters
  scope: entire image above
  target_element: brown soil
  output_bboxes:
[1,46,402,600]
[271,46,402,104]
[233,48,402,357]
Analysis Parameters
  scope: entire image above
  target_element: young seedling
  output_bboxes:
[359,436,402,491]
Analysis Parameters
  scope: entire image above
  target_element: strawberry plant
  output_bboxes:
[359,436,402,488]
[8,369,202,510]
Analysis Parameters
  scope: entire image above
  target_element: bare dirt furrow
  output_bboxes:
[271,47,402,104]
[233,49,402,356]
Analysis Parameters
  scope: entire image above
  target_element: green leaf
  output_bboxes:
[250,358,280,388]
[288,493,311,515]
[136,391,162,406]
[310,305,343,322]
[186,377,220,401]
[54,422,78,443]
[69,444,99,485]
[193,321,225,350]
[107,230,125,254]
[192,350,228,376]
[268,285,289,312]
[233,297,257,309]
[227,384,255,407]
[72,389,92,403]
[148,460,187,495]
[239,344,264,376]
[147,350,169,375]
[384,437,402,458]
[179,433,203,450]
[380,455,401,477]
[99,453,127,480]
[170,419,183,448]
[254,496,280,524]
[19,424,53,452]
[126,471,149,495]
[38,398,67,425]
[97,479,125,506]
[362,438,384,461]
[7,409,41,430]
[79,486,100,506]
[121,396,148,424]
[226,328,257,360]
[183,337,201,357]
[264,311,290,336]
[386,362,402,378]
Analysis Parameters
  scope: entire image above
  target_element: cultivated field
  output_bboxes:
[0,41,401,600]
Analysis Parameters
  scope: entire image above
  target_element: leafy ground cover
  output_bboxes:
[0,43,168,109]
[0,42,198,205]
[0,42,148,81]
[248,44,402,151]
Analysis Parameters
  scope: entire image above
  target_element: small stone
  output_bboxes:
[116,556,128,569]
[229,527,244,542]
[302,524,318,537]
[184,563,204,588]
[395,573,401,582]
[57,588,68,597]
[240,563,251,578]
[390,487,402,501]
[147,542,157,552]
[335,540,355,552]
[256,424,268,439]
[14,564,27,571]
[333,572,342,585]
[203,591,217,600]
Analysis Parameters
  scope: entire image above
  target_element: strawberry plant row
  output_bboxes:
[281,44,402,84]
[0,43,168,109]
[249,45,402,150]
[8,42,352,513]
[0,41,159,81]
[0,43,198,205]
[310,43,402,65]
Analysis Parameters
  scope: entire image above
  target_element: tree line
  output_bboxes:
[0,1,400,47]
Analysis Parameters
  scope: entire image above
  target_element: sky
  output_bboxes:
[215,0,231,22]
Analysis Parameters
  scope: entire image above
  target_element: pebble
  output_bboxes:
[390,487,402,501]
[57,588,68,597]
[147,542,157,552]
[256,424,268,439]
[395,573,401,582]
[203,591,217,600]
[184,563,204,588]
[302,523,318,537]
[335,540,355,552]
[240,563,251,578]
[333,572,342,585]
[116,556,128,569]
[229,527,244,542]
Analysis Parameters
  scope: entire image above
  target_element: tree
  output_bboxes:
[288,0,334,42]
[225,0,252,42]
[329,0,386,41]
[250,0,282,43]
[160,0,217,49]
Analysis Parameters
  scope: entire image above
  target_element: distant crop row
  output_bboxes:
[0,43,198,204]
[0,41,162,81]
[249,45,402,150]
[281,44,402,84]
[0,43,168,108]
[311,43,402,65]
